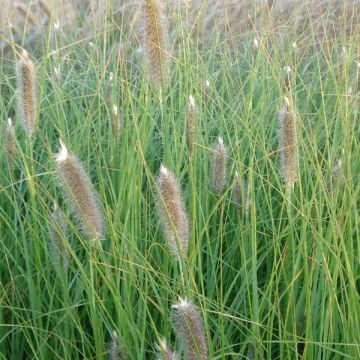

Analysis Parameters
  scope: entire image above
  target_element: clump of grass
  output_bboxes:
[156,338,178,360]
[211,137,227,196]
[16,49,38,137]
[172,298,208,360]
[156,165,189,260]
[55,141,104,241]
[186,95,196,158]
[141,0,170,90]
[49,203,69,272]
[278,98,299,191]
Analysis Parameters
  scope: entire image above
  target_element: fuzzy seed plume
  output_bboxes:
[156,338,179,360]
[106,72,114,108]
[141,0,169,90]
[278,101,298,191]
[16,49,38,137]
[5,118,17,168]
[187,95,196,158]
[233,171,243,210]
[156,165,189,259]
[109,330,128,360]
[110,331,119,360]
[55,141,104,240]
[212,137,227,196]
[172,298,208,360]
[112,105,122,142]
[53,67,61,85]
[49,203,69,272]
[204,80,210,101]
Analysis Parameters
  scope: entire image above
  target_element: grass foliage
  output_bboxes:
[0,3,359,359]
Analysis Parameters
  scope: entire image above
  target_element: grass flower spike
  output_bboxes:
[233,171,243,210]
[112,105,122,142]
[5,118,16,168]
[142,0,169,90]
[212,137,227,196]
[55,141,104,241]
[156,165,189,259]
[49,203,69,272]
[108,330,128,359]
[172,298,208,360]
[16,49,38,137]
[156,338,178,360]
[278,98,299,191]
[187,95,196,158]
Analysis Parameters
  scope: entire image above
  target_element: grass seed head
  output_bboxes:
[16,49,38,137]
[172,298,208,360]
[109,330,128,360]
[141,0,170,90]
[278,102,298,191]
[212,137,227,196]
[5,118,17,168]
[156,338,179,360]
[55,141,104,241]
[156,165,189,260]
[112,105,122,142]
[233,170,244,210]
[50,203,69,272]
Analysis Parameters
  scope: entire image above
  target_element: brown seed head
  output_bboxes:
[212,137,227,196]
[55,141,104,240]
[172,298,208,360]
[156,165,189,260]
[5,118,17,168]
[278,99,298,191]
[16,49,38,137]
[112,105,122,142]
[50,203,69,271]
[156,338,179,360]
[141,0,169,90]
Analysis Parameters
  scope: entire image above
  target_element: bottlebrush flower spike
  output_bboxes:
[204,80,210,101]
[5,118,17,168]
[49,203,69,272]
[141,0,169,90]
[172,298,208,360]
[55,141,104,241]
[156,165,189,260]
[233,171,243,210]
[187,95,196,158]
[112,105,122,142]
[16,49,38,137]
[156,338,179,360]
[278,98,299,191]
[212,137,227,196]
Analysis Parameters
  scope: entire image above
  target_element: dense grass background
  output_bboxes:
[0,5,359,359]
